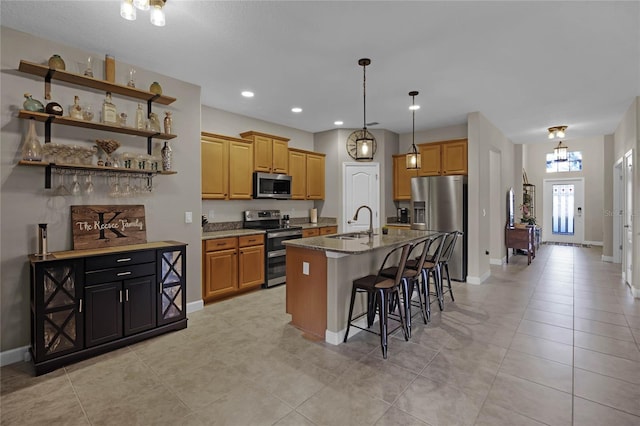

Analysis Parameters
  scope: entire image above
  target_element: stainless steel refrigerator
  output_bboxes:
[410,175,467,281]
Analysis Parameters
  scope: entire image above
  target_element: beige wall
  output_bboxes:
[0,27,203,354]
[200,105,316,223]
[602,134,615,258]
[524,136,605,244]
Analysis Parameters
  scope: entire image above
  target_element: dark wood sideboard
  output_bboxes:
[505,225,535,265]
[29,241,187,375]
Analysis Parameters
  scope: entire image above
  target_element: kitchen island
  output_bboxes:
[284,228,439,344]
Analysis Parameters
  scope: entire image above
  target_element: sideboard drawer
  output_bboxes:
[85,250,155,272]
[85,262,155,285]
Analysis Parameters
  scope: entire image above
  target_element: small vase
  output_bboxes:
[161,141,172,171]
[23,93,45,112]
[149,81,162,95]
[48,54,66,70]
[163,111,172,134]
[21,119,43,161]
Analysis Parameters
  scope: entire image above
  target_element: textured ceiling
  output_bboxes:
[1,1,639,143]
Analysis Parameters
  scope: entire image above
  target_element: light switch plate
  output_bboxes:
[185,211,193,223]
[303,262,309,275]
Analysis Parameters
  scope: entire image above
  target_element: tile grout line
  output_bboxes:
[63,367,92,426]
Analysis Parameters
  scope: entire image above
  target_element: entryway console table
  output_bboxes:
[28,241,186,375]
[505,225,535,265]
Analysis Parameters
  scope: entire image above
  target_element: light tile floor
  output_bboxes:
[2,245,640,425]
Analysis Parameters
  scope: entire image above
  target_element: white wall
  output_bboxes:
[0,27,202,353]
[524,136,605,244]
[200,106,316,222]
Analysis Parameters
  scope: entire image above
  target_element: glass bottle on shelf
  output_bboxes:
[101,92,117,124]
[148,112,161,132]
[21,119,43,161]
[163,111,172,134]
[161,141,172,171]
[135,104,145,129]
[23,93,45,112]
[70,96,83,120]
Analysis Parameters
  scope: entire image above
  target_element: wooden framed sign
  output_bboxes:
[71,205,147,250]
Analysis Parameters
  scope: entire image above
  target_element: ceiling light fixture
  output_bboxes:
[120,0,166,26]
[334,121,343,126]
[291,107,302,113]
[241,91,254,98]
[349,58,376,161]
[548,125,567,140]
[548,125,569,162]
[406,91,421,169]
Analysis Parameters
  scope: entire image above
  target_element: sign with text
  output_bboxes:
[71,205,147,250]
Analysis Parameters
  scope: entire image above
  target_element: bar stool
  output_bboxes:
[344,243,413,359]
[379,235,436,336]
[435,230,462,309]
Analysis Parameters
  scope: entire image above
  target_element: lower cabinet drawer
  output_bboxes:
[85,262,155,285]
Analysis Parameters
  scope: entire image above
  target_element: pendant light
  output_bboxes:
[406,91,421,169]
[548,125,569,162]
[354,58,375,160]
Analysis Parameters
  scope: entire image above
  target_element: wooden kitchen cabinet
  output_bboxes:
[202,234,264,303]
[416,139,468,176]
[393,154,418,200]
[240,131,290,174]
[302,228,320,238]
[201,132,253,200]
[29,242,187,375]
[288,148,326,200]
[319,226,338,235]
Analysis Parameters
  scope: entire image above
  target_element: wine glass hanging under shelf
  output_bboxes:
[48,166,157,197]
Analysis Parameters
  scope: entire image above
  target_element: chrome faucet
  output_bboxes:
[352,205,374,237]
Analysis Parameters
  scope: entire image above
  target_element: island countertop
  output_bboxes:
[283,227,437,254]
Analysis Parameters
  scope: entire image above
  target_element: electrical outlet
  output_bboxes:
[303,262,309,275]
[185,211,193,223]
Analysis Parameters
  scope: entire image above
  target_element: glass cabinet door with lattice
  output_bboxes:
[30,259,84,362]
[157,246,186,326]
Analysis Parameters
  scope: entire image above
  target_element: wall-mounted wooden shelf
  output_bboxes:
[19,110,177,140]
[19,60,176,105]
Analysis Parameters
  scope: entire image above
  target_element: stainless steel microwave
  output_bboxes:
[253,172,292,199]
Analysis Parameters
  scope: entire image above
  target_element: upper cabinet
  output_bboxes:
[240,131,289,174]
[288,148,325,200]
[417,139,468,176]
[201,132,253,200]
[393,154,418,200]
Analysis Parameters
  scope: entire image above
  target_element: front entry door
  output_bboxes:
[543,178,584,244]
[343,163,380,233]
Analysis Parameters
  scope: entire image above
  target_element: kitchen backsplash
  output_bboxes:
[202,217,337,232]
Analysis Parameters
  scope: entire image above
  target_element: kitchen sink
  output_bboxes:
[326,232,377,240]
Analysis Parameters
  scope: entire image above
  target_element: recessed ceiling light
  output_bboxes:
[334,121,344,126]
[291,107,302,113]
[241,91,254,98]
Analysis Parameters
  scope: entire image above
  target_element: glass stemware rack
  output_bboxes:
[17,60,177,190]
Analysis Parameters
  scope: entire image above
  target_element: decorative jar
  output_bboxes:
[23,93,44,112]
[48,54,66,70]
[21,119,43,161]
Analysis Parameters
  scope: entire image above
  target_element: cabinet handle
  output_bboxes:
[159,282,163,294]
[79,299,83,313]
[119,290,123,303]
[117,257,132,262]
[117,271,132,276]
[125,289,129,302]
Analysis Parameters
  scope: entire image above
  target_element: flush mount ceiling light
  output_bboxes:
[291,107,303,113]
[334,121,343,126]
[548,125,567,139]
[406,91,421,169]
[241,91,254,98]
[549,125,569,162]
[346,58,377,161]
[120,0,166,26]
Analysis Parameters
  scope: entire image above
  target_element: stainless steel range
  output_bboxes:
[243,210,302,287]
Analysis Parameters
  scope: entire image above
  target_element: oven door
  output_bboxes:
[266,250,287,287]
[267,229,302,252]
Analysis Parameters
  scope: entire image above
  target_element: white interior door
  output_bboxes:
[624,151,633,285]
[543,178,584,244]
[343,163,380,233]
[613,160,623,263]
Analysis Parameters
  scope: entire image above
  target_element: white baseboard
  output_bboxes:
[326,315,377,345]
[627,282,640,298]
[602,255,615,263]
[585,241,603,246]
[489,257,504,266]
[0,345,31,367]
[187,299,204,314]
[467,269,490,285]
